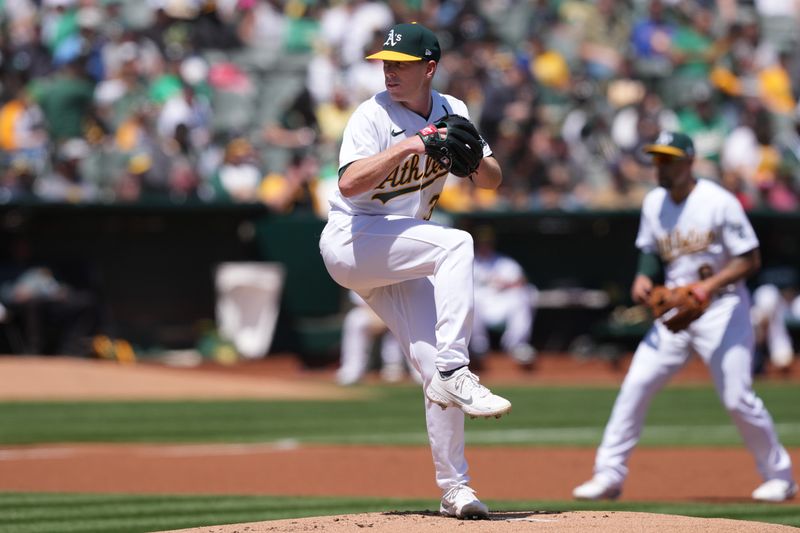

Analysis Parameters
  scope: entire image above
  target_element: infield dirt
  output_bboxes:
[0,353,797,532]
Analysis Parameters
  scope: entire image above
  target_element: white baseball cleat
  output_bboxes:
[572,477,622,501]
[425,366,511,418]
[440,484,489,520]
[751,479,798,502]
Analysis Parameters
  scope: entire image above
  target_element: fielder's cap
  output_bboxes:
[643,131,695,159]
[365,22,441,62]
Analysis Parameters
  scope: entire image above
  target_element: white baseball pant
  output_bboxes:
[471,284,536,355]
[592,292,794,487]
[751,284,795,368]
[320,212,474,489]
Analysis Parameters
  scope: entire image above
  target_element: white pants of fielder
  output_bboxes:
[337,302,417,384]
[471,285,536,355]
[320,212,474,490]
[592,291,794,487]
[751,284,795,369]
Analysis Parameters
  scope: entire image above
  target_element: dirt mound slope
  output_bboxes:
[156,510,796,532]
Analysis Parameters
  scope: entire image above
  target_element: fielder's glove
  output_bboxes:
[417,114,484,177]
[647,284,710,333]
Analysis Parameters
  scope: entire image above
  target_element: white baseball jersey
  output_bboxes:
[589,178,795,490]
[474,253,527,323]
[635,178,759,293]
[329,90,492,219]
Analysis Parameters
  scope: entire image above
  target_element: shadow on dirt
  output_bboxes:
[383,509,564,521]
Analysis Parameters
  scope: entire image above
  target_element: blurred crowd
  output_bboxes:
[1,0,799,214]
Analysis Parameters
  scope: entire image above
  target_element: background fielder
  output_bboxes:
[336,290,422,386]
[470,226,537,367]
[573,131,798,503]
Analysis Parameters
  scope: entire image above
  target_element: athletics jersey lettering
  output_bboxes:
[657,229,715,262]
[331,90,487,217]
[372,155,449,204]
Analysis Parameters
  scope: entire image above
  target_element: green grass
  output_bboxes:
[1,383,799,532]
[0,493,798,533]
[0,383,798,446]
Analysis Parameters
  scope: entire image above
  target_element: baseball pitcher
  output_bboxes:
[319,22,510,519]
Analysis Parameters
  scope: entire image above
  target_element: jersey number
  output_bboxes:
[423,194,440,220]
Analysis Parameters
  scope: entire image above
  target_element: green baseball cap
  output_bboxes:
[366,22,441,62]
[643,131,695,159]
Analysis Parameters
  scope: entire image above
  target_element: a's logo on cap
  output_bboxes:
[656,131,673,145]
[384,29,402,47]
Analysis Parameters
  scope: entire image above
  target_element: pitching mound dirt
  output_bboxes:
[157,510,795,532]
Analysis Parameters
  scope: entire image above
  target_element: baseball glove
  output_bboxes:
[417,114,484,177]
[647,284,710,333]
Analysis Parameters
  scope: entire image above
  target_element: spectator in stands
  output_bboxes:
[53,6,107,83]
[262,87,318,151]
[0,160,38,203]
[665,5,727,97]
[314,83,355,146]
[259,151,321,215]
[34,56,95,143]
[757,49,797,117]
[1,0,800,212]
[759,165,799,212]
[0,79,49,175]
[611,90,679,160]
[478,54,536,151]
[721,101,772,208]
[41,0,78,54]
[677,85,730,171]
[343,30,392,106]
[189,0,242,51]
[35,138,99,202]
[157,82,212,151]
[211,137,263,203]
[575,0,630,81]
[562,93,619,202]
[629,0,675,80]
[776,103,800,190]
[319,0,393,68]
[7,21,53,81]
[94,41,150,132]
[236,0,286,54]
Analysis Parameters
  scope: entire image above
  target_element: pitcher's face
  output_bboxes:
[383,60,432,103]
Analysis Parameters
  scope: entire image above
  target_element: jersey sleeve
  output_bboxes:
[721,195,759,256]
[634,198,657,253]
[338,102,383,171]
